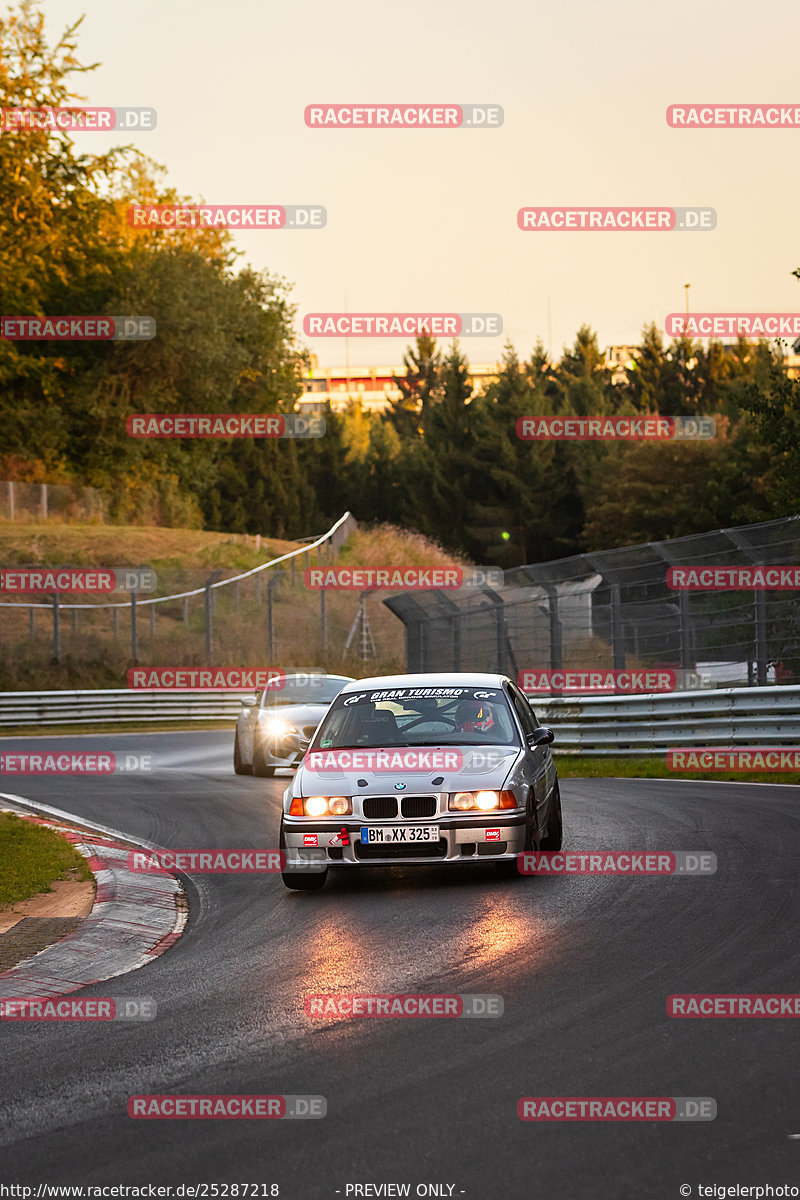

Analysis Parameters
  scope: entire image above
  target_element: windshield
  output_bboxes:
[310,684,520,750]
[262,676,349,707]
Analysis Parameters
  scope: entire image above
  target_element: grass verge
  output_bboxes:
[554,754,800,785]
[0,811,93,906]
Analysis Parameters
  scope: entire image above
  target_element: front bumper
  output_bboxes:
[282,814,526,868]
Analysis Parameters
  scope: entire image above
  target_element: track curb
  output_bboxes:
[0,795,187,1000]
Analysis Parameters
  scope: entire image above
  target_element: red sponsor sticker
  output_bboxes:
[303,834,319,847]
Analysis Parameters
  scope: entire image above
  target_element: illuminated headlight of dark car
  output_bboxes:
[448,790,518,812]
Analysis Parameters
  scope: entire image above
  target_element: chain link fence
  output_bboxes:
[0,481,109,522]
[384,516,800,689]
[0,513,358,675]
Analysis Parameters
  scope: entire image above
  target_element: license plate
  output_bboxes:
[360,825,440,845]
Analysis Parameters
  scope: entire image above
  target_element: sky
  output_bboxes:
[38,0,800,369]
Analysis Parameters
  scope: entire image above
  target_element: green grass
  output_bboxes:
[0,811,93,906]
[554,755,800,785]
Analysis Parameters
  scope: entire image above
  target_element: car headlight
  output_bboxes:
[290,795,352,817]
[262,717,297,739]
[448,790,518,812]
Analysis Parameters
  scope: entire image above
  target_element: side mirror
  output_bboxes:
[240,694,258,708]
[529,727,554,747]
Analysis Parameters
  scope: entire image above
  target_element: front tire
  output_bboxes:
[252,733,276,778]
[539,781,563,851]
[233,731,252,776]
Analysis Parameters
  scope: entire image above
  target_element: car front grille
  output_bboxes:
[400,796,437,818]
[361,796,399,819]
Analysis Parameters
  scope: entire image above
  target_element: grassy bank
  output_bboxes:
[554,754,800,785]
[0,811,93,906]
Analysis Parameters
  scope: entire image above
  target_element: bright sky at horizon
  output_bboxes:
[39,0,800,368]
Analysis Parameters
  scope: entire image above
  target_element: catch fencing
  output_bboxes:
[384,515,800,690]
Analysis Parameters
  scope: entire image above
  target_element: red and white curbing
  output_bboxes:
[0,802,186,1000]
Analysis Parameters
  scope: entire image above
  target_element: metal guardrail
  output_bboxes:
[0,690,243,727]
[530,683,800,754]
[1,684,799,754]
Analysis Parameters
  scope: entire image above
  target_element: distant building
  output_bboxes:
[297,357,501,413]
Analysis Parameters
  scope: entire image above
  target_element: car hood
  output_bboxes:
[294,744,522,796]
[258,703,330,727]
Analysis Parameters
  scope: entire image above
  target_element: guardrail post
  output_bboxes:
[611,583,626,670]
[52,594,61,663]
[679,591,692,677]
[267,572,285,660]
[544,587,562,671]
[754,589,768,686]
[41,482,48,520]
[205,584,213,665]
[130,591,138,661]
[8,481,15,521]
[28,606,35,640]
[183,597,189,625]
[149,605,156,637]
[71,608,78,635]
[112,607,119,640]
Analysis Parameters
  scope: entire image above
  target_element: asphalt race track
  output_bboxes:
[1,730,799,1197]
